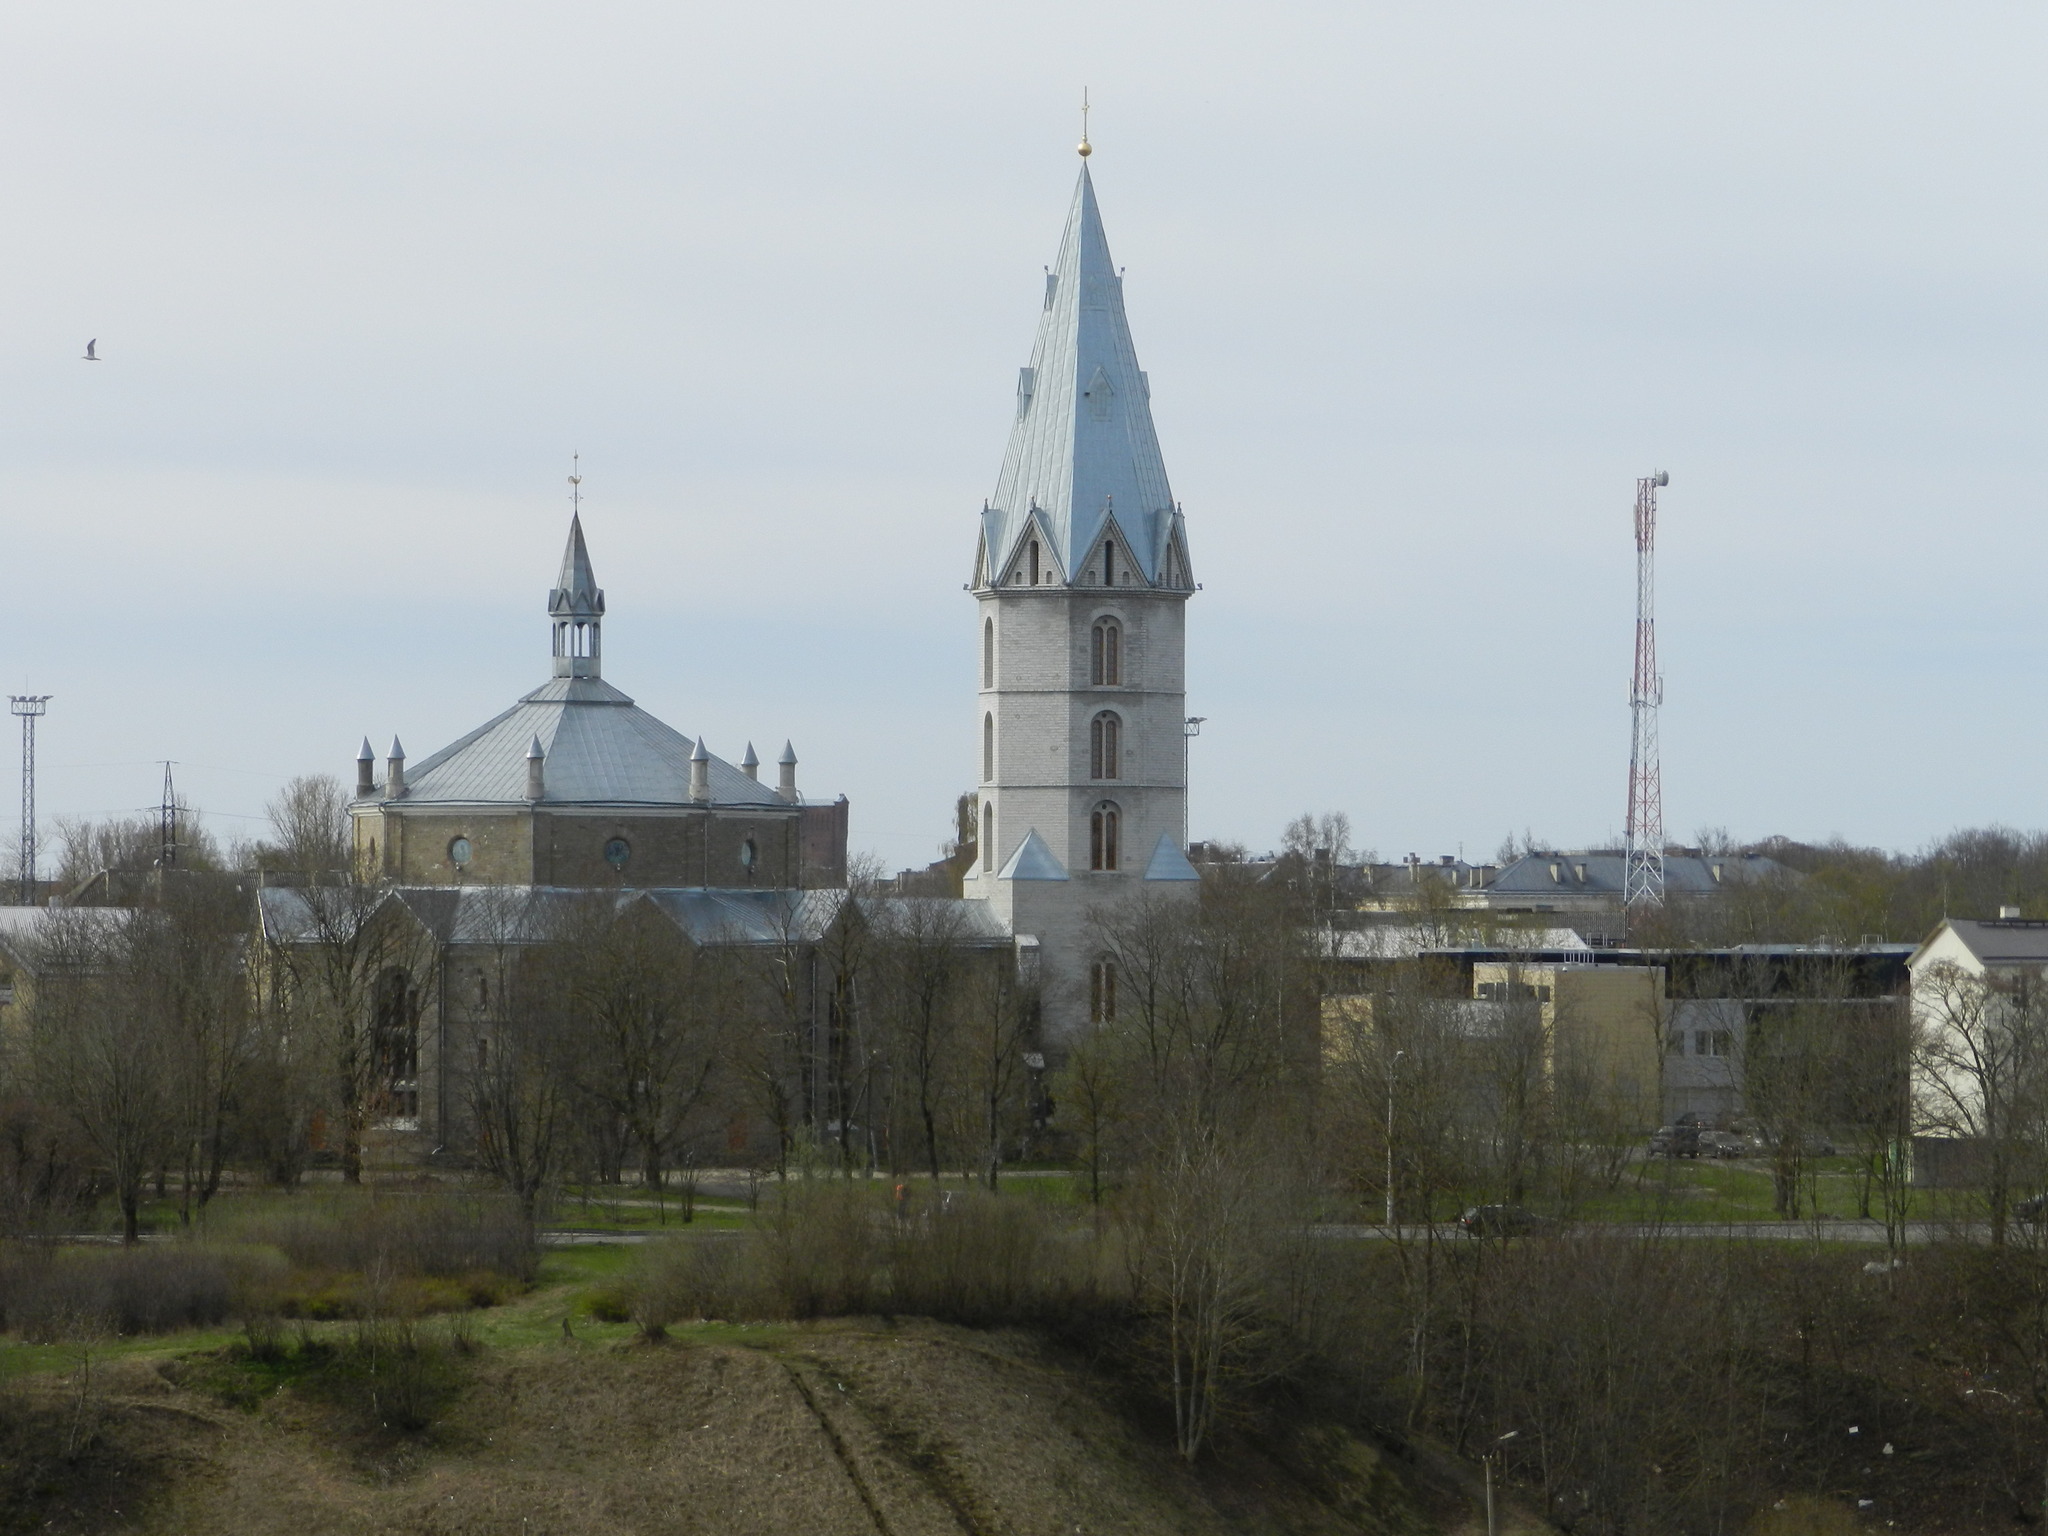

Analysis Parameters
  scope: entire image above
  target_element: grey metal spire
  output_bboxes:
[549,514,606,679]
[740,741,760,780]
[981,163,1184,588]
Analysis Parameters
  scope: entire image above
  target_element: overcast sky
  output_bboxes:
[4,3,2046,873]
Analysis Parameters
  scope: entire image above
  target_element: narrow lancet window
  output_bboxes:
[1091,620,1121,686]
[982,618,995,689]
[1090,803,1120,871]
[983,712,995,783]
[1090,712,1121,780]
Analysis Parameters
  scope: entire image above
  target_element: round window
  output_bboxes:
[740,837,757,872]
[604,837,631,869]
[448,837,473,868]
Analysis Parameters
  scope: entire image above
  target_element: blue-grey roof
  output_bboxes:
[998,829,1069,881]
[259,885,1015,950]
[550,514,603,621]
[1142,833,1200,882]
[981,165,1187,590]
[375,676,784,809]
[1487,852,1791,897]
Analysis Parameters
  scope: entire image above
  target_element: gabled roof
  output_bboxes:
[981,165,1183,590]
[998,829,1070,881]
[1911,917,2048,971]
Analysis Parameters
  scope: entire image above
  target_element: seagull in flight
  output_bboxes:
[82,339,99,361]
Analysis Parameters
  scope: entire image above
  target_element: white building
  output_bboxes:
[1906,912,2048,1157]
[965,151,1202,1039]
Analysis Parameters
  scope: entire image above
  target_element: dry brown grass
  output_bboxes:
[6,1321,1434,1536]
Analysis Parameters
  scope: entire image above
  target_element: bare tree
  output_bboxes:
[460,888,573,1226]
[1120,1124,1291,1462]
[26,910,179,1242]
[557,895,729,1191]
[870,898,971,1180]
[1913,959,2048,1246]
[133,880,255,1220]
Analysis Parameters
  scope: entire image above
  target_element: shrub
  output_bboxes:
[208,1192,537,1283]
[619,1180,1096,1331]
[0,1242,284,1340]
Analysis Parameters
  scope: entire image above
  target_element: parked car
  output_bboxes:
[1649,1125,1702,1158]
[2015,1194,2048,1222]
[1764,1132,1838,1158]
[1457,1205,1547,1238]
[1696,1130,1752,1160]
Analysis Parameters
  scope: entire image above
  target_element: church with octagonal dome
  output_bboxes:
[348,515,848,892]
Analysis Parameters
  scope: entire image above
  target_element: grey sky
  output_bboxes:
[4,4,2044,871]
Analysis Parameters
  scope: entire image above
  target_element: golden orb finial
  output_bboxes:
[1078,88,1092,158]
[1078,138,1091,158]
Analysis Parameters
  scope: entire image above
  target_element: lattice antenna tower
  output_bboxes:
[9,696,49,905]
[157,761,179,869]
[1623,472,1669,916]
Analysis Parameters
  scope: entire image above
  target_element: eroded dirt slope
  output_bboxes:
[5,1322,1444,1536]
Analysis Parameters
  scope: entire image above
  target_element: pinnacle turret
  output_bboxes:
[548,514,605,679]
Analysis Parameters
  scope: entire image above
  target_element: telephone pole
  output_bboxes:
[9,696,49,905]
[1623,472,1668,917]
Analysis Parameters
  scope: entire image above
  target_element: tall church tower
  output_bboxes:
[967,152,1200,1038]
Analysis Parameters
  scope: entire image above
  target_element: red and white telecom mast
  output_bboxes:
[1623,471,1669,916]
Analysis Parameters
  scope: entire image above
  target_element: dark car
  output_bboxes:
[1458,1205,1546,1238]
[2016,1194,2048,1222]
[1649,1125,1702,1158]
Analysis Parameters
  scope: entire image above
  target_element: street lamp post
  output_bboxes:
[1385,1049,1405,1228]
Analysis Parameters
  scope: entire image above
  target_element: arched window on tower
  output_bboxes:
[983,712,995,783]
[1090,956,1117,1023]
[1103,540,1115,586]
[1091,619,1121,686]
[982,618,995,689]
[1090,803,1120,872]
[981,801,994,871]
[1089,712,1121,780]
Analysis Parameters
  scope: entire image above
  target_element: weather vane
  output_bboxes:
[1078,88,1092,158]
[569,452,582,516]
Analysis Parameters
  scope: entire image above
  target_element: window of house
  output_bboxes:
[1091,619,1121,686]
[605,837,631,869]
[373,967,420,1124]
[982,618,994,689]
[1090,803,1120,871]
[983,712,995,783]
[1089,712,1121,779]
[740,837,758,874]
[448,836,472,869]
[1090,957,1117,1023]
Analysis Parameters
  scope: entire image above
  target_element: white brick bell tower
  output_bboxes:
[966,149,1200,1041]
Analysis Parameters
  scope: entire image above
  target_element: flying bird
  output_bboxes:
[82,339,99,361]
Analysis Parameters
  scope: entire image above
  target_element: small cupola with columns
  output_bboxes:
[549,514,605,680]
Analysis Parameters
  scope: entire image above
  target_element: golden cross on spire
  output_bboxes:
[1078,88,1092,158]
